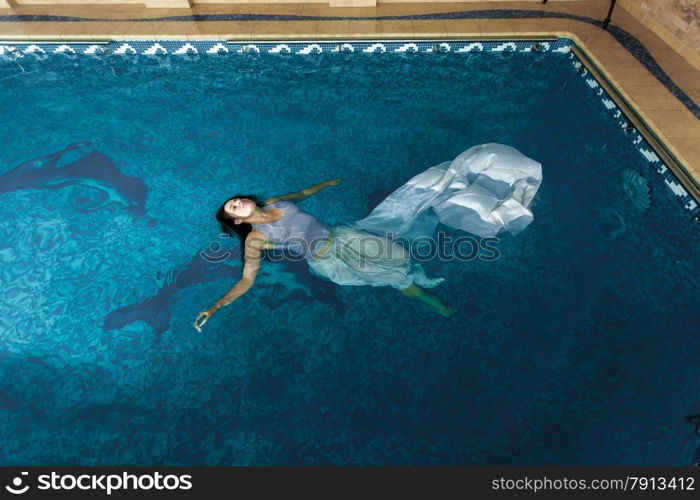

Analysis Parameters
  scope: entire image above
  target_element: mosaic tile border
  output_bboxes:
[568,51,699,219]
[0,37,696,218]
[0,39,572,59]
[1,8,698,118]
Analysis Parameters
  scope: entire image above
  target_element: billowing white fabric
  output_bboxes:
[351,143,542,239]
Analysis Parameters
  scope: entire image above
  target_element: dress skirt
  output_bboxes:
[307,143,542,291]
[307,224,444,291]
[353,143,542,240]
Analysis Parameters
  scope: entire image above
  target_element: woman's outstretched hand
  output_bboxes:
[325,178,342,187]
[194,309,215,332]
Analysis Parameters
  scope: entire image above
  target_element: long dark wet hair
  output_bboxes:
[216,194,270,262]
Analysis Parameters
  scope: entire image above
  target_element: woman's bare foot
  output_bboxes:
[401,284,455,318]
[436,303,456,318]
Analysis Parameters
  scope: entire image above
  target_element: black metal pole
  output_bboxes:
[603,0,617,29]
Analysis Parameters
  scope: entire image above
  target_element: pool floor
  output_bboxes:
[0,46,698,465]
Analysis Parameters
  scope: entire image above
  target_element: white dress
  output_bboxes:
[351,143,543,240]
[308,143,542,290]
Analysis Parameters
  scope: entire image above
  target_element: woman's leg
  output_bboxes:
[400,283,455,317]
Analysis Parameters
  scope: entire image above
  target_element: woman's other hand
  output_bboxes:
[194,309,215,332]
[325,178,342,187]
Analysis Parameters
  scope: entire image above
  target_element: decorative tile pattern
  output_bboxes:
[0,37,696,218]
[569,52,700,219]
[0,9,697,117]
[0,38,573,60]
[1,9,697,117]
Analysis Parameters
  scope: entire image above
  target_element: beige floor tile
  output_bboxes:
[651,57,700,93]
[592,46,645,67]
[442,19,481,37]
[123,21,164,39]
[302,5,363,17]
[677,44,700,72]
[360,7,378,18]
[108,8,177,20]
[372,3,436,16]
[475,19,540,36]
[569,22,609,45]
[559,1,614,20]
[239,4,304,15]
[189,4,242,14]
[217,21,256,40]
[186,21,226,40]
[379,20,414,38]
[249,21,288,40]
[576,31,623,52]
[35,22,73,40]
[656,63,700,90]
[625,85,689,111]
[284,20,319,38]
[347,20,381,38]
[121,6,178,15]
[666,74,700,96]
[412,20,448,38]
[239,3,303,16]
[668,137,700,171]
[315,20,350,37]
[57,22,124,41]
[414,3,487,15]
[506,19,569,35]
[0,22,56,40]
[607,66,671,89]
[643,109,700,139]
[611,7,653,39]
[155,21,195,40]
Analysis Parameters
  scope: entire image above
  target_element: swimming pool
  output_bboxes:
[0,38,698,466]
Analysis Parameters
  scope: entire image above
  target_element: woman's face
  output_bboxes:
[224,197,255,220]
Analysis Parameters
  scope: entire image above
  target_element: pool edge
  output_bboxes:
[1,35,698,219]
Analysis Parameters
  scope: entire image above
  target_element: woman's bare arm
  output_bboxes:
[264,178,342,205]
[212,235,264,310]
[193,233,266,331]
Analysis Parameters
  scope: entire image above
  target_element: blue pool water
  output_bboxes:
[0,42,698,466]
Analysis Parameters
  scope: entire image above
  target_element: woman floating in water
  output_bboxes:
[194,143,542,330]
